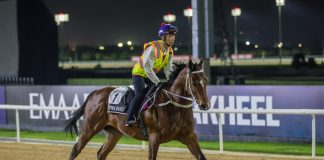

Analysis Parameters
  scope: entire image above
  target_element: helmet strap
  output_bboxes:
[162,34,172,47]
[161,34,165,41]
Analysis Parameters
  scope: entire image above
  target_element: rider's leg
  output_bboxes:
[126,75,145,125]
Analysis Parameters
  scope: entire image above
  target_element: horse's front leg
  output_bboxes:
[179,133,207,160]
[148,133,160,160]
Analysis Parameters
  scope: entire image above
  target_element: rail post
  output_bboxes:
[76,119,80,142]
[312,114,316,159]
[15,109,20,142]
[217,113,223,153]
[142,141,146,150]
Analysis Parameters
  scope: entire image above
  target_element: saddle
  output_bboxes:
[107,86,135,114]
[107,86,158,115]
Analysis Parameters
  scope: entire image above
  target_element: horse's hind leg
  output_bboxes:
[69,119,106,160]
[69,127,103,160]
[178,133,207,160]
[97,126,122,160]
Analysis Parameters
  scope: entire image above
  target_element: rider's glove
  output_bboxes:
[156,82,167,88]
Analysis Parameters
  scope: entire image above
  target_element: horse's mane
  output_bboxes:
[165,61,201,87]
[166,63,187,87]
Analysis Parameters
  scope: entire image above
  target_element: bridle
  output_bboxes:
[156,68,204,108]
[185,69,204,105]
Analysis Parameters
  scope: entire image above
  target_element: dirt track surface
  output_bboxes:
[0,141,322,160]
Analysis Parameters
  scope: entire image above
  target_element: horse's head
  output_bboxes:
[186,59,211,111]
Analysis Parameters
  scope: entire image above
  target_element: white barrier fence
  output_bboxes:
[0,104,324,159]
[193,108,324,159]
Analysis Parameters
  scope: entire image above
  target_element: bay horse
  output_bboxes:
[64,59,211,160]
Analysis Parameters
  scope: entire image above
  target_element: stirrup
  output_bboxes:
[125,119,137,127]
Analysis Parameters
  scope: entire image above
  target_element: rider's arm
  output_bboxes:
[143,46,160,84]
[164,54,173,80]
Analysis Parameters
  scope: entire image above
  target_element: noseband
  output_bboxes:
[157,69,204,108]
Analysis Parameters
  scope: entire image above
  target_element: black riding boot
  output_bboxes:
[126,89,147,126]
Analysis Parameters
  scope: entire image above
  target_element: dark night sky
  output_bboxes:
[42,0,323,48]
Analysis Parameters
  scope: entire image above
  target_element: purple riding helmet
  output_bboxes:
[158,23,178,38]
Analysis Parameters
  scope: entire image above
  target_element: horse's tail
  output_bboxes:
[64,90,97,137]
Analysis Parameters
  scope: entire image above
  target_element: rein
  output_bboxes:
[155,69,204,108]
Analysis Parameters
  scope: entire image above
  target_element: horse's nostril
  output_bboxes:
[199,104,206,110]
[199,104,211,111]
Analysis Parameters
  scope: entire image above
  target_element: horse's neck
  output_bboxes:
[168,69,191,103]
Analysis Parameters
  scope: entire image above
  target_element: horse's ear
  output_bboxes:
[199,59,204,67]
[189,59,193,69]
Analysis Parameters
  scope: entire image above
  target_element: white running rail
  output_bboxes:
[0,104,324,159]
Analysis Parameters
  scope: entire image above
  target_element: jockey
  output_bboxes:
[126,23,178,126]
